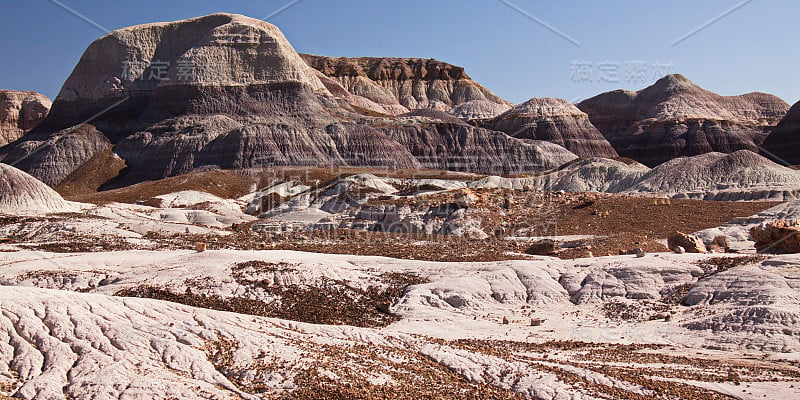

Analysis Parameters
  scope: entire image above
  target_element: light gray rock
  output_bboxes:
[0,163,77,215]
[531,157,649,193]
[559,258,703,304]
[627,150,800,199]
[449,100,512,120]
[682,257,800,352]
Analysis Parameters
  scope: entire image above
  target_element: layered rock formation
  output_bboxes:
[578,74,789,166]
[381,121,577,173]
[761,101,800,165]
[1,124,112,187]
[0,90,51,146]
[480,98,619,158]
[0,13,574,188]
[750,220,800,253]
[300,54,512,117]
[448,100,512,120]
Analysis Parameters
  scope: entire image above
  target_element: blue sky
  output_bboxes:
[1,0,798,105]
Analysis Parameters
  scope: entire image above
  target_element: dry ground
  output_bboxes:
[38,168,782,260]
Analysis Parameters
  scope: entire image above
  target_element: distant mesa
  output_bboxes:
[300,54,513,118]
[578,74,789,167]
[0,90,51,146]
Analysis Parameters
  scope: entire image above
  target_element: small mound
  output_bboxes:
[0,163,78,215]
[538,157,650,192]
[499,97,586,118]
[449,100,511,120]
[629,150,800,198]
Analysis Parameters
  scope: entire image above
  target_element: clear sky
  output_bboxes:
[1,0,798,105]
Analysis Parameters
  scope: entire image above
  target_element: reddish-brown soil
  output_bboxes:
[55,148,127,197]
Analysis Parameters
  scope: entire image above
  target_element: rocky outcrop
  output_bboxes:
[750,220,800,253]
[667,231,707,253]
[300,54,512,116]
[0,14,573,189]
[578,74,789,166]
[468,157,649,193]
[42,13,329,131]
[480,98,619,158]
[0,90,50,146]
[0,163,77,215]
[681,258,800,351]
[761,101,800,165]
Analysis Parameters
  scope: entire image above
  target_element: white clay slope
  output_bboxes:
[0,163,78,215]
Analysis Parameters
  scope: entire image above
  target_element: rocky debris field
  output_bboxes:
[0,185,778,262]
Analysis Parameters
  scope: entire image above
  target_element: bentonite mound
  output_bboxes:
[1,124,112,187]
[466,150,800,201]
[578,74,789,166]
[0,13,576,189]
[0,163,77,215]
[761,101,800,165]
[480,97,619,158]
[0,90,51,146]
[300,54,512,116]
[534,157,649,192]
[628,150,800,200]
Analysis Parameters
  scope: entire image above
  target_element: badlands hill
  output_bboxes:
[0,90,50,146]
[0,163,77,215]
[480,97,619,158]
[761,100,800,165]
[300,54,513,117]
[0,13,575,189]
[578,74,789,166]
[462,150,800,201]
